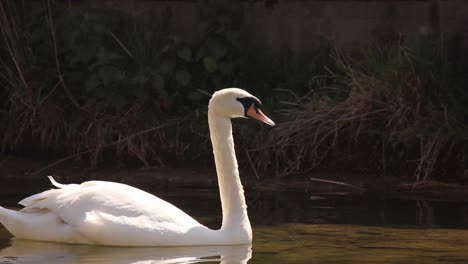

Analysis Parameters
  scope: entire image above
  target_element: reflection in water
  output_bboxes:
[2,190,468,263]
[2,224,468,264]
[0,239,251,264]
[247,191,468,228]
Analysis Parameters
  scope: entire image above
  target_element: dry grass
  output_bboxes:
[250,42,467,183]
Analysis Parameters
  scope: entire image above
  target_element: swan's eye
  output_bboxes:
[236,97,262,117]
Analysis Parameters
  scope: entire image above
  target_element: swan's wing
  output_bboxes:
[12,177,203,245]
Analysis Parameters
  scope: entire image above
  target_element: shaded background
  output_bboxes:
[0,0,467,189]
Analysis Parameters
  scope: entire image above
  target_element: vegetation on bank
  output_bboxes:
[0,1,466,183]
[260,37,468,183]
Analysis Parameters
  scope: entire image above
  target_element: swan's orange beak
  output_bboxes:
[246,105,276,126]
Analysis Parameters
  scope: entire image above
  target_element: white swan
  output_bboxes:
[0,88,275,246]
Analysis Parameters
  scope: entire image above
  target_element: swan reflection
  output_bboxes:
[0,239,252,264]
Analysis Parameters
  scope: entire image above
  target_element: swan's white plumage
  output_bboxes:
[1,177,208,246]
[0,88,272,246]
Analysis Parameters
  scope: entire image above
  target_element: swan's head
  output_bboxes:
[209,88,275,126]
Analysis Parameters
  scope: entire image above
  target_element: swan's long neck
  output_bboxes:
[208,111,251,237]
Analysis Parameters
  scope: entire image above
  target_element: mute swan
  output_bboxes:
[0,88,275,246]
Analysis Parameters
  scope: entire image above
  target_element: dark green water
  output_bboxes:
[1,189,468,263]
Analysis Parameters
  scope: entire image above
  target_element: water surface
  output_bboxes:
[1,189,468,263]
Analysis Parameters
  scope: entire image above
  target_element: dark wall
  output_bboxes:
[98,0,468,53]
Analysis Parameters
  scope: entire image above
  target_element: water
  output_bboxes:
[1,188,468,263]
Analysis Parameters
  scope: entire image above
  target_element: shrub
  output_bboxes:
[256,36,468,182]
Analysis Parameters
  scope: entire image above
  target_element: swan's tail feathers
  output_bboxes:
[0,206,17,232]
[0,205,34,238]
[0,206,7,228]
[0,206,8,221]
[48,176,68,189]
[0,205,80,242]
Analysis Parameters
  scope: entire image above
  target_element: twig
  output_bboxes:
[196,89,212,97]
[0,2,30,94]
[246,150,259,180]
[109,31,133,58]
[309,177,365,192]
[47,0,80,108]
[39,79,61,105]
